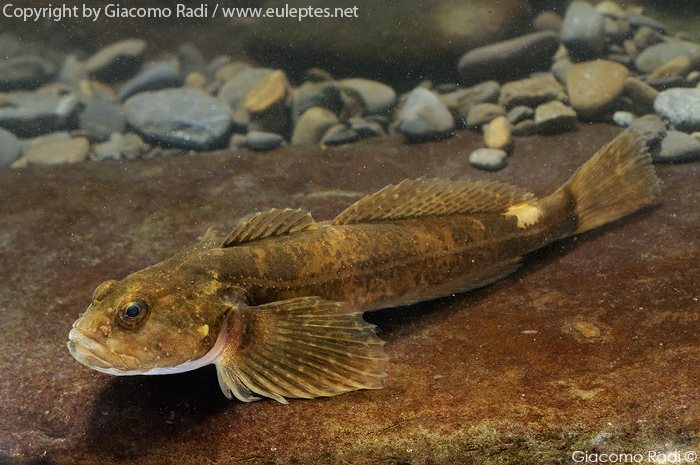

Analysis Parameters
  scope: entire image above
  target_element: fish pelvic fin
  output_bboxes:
[213,297,388,403]
[560,130,661,236]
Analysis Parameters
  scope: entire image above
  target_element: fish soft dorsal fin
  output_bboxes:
[332,177,535,225]
[221,208,315,247]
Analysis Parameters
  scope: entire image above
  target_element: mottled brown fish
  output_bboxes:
[68,131,660,403]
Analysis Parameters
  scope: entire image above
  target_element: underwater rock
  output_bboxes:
[338,78,396,115]
[86,39,147,83]
[291,106,339,145]
[566,60,629,119]
[245,131,286,151]
[12,136,89,167]
[396,87,455,141]
[623,76,659,116]
[291,81,346,123]
[439,81,501,127]
[498,74,566,110]
[535,100,578,133]
[457,31,560,86]
[248,0,533,82]
[624,113,667,148]
[0,128,22,167]
[468,147,507,171]
[632,26,667,52]
[533,11,563,33]
[94,132,149,160]
[654,130,700,164]
[654,88,700,132]
[648,56,692,81]
[635,41,700,75]
[561,1,606,61]
[320,124,361,146]
[612,111,635,127]
[348,117,386,138]
[626,12,667,35]
[0,85,81,138]
[466,103,506,129]
[217,67,274,127]
[244,70,293,135]
[78,100,127,142]
[0,55,56,91]
[123,88,234,151]
[506,105,534,125]
[116,60,183,101]
[483,115,513,154]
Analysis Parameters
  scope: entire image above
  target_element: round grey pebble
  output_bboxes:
[0,56,56,91]
[654,130,700,164]
[0,128,22,167]
[469,148,508,171]
[397,87,454,141]
[0,86,81,138]
[245,131,286,151]
[561,1,606,61]
[654,88,700,132]
[123,88,233,151]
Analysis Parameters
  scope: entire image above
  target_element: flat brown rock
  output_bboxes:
[1,124,698,464]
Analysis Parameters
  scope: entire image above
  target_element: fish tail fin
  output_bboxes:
[561,130,661,236]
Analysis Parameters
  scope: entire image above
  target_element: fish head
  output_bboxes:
[68,262,233,376]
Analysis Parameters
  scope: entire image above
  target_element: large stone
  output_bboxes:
[561,1,606,61]
[654,88,700,132]
[566,60,629,119]
[635,40,700,75]
[123,88,234,151]
[1,125,697,465]
[396,87,455,141]
[249,0,533,82]
[458,31,560,86]
[0,85,81,138]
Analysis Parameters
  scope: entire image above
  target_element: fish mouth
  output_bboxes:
[68,328,142,374]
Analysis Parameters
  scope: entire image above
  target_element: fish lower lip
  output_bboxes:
[68,329,129,370]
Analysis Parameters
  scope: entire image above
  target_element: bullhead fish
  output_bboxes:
[68,131,660,403]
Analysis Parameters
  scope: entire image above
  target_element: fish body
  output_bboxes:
[68,132,660,403]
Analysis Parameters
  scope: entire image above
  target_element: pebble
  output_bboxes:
[466,103,506,129]
[396,87,455,141]
[635,41,700,75]
[533,11,563,33]
[534,100,578,133]
[506,105,534,125]
[566,60,629,119]
[320,124,361,146]
[457,32,560,86]
[654,130,700,164]
[648,55,692,81]
[78,100,127,142]
[86,39,147,83]
[58,54,87,85]
[0,86,81,138]
[245,131,286,151]
[624,113,667,148]
[595,1,625,19]
[627,12,667,34]
[512,119,537,136]
[0,56,56,91]
[632,26,667,51]
[469,148,508,171]
[623,76,659,116]
[12,136,89,167]
[348,117,386,138]
[654,88,700,132]
[498,73,566,110]
[123,88,234,151]
[439,81,501,127]
[217,68,274,125]
[338,78,396,115]
[177,43,207,79]
[612,111,635,127]
[291,107,339,145]
[292,81,346,122]
[93,132,149,160]
[0,128,22,167]
[244,70,292,134]
[483,116,513,154]
[560,1,606,61]
[116,60,183,101]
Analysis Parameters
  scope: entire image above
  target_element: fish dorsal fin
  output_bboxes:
[221,208,315,247]
[332,177,535,225]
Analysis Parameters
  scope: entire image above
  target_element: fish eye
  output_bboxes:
[116,299,149,330]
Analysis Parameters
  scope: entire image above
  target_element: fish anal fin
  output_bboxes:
[214,297,388,403]
[221,208,315,248]
[333,177,535,225]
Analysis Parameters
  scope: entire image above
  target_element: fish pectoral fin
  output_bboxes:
[213,297,388,403]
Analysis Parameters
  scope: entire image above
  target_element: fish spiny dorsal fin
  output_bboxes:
[332,177,536,225]
[221,208,315,247]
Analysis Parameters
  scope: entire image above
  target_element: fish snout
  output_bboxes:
[68,328,142,373]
